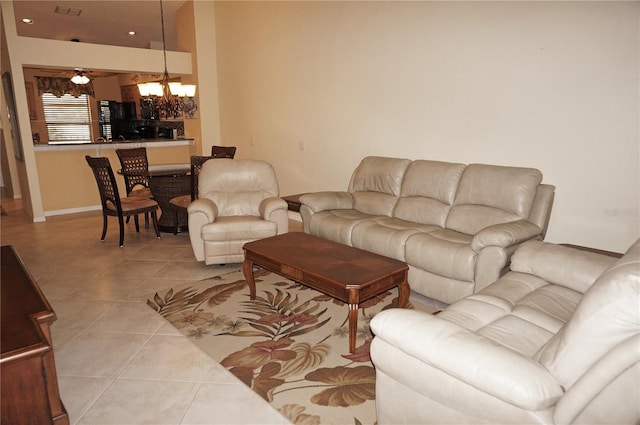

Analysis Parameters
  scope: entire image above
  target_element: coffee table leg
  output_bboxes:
[242,260,256,300]
[348,302,358,353]
[396,277,410,308]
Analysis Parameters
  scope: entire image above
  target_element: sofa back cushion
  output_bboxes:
[348,156,411,216]
[535,239,640,388]
[394,160,466,227]
[199,159,280,216]
[446,164,543,235]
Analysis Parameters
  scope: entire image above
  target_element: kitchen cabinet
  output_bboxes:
[121,84,140,106]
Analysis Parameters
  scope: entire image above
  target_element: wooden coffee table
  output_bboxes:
[242,232,410,353]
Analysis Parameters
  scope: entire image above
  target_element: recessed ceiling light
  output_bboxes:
[22,18,33,24]
[128,31,136,36]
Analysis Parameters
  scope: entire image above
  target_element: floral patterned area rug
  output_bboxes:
[147,267,436,425]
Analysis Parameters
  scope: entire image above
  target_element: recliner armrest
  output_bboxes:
[471,220,542,253]
[370,309,563,410]
[187,198,219,262]
[300,191,354,213]
[260,197,288,219]
[187,198,218,222]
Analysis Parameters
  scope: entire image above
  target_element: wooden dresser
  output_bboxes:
[1,245,69,425]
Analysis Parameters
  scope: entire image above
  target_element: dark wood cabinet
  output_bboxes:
[1,245,69,425]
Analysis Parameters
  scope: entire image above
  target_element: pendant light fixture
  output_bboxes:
[70,69,90,85]
[137,0,196,119]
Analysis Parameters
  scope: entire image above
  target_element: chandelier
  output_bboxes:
[137,0,196,119]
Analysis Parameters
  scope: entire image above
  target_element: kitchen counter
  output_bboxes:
[33,138,194,152]
[34,139,195,215]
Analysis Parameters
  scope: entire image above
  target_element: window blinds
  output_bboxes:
[42,93,91,144]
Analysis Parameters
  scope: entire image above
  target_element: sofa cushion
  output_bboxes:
[438,270,583,358]
[394,160,466,227]
[351,217,440,260]
[536,239,640,388]
[349,156,411,216]
[307,209,375,246]
[201,216,277,241]
[299,191,354,212]
[405,229,476,282]
[447,164,543,235]
[351,191,399,217]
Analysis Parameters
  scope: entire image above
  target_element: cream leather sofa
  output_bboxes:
[188,159,288,265]
[370,239,640,424]
[300,156,555,304]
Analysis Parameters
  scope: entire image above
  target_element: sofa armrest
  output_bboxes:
[300,191,354,213]
[509,240,618,293]
[471,220,542,253]
[370,309,563,410]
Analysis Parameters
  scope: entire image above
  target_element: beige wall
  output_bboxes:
[186,1,221,153]
[213,1,639,253]
[176,1,202,153]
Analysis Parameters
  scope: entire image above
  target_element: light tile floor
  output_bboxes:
[1,195,294,425]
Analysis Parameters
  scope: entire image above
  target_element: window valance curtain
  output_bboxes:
[36,76,95,98]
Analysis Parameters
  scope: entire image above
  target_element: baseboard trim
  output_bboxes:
[44,205,102,217]
[45,206,302,222]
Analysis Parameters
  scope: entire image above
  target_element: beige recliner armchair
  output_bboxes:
[187,159,288,265]
[370,238,640,424]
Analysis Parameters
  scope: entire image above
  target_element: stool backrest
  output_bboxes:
[116,147,150,194]
[211,145,237,158]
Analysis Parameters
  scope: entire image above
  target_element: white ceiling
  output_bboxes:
[12,0,187,51]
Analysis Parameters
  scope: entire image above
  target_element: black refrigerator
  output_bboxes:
[97,100,138,139]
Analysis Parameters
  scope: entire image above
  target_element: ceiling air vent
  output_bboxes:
[54,6,82,16]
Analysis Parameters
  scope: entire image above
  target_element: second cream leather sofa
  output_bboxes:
[370,239,639,424]
[300,156,555,304]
